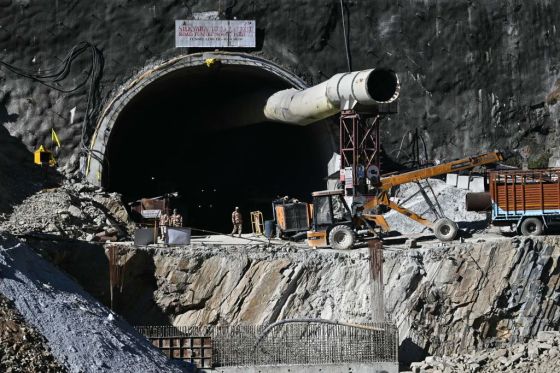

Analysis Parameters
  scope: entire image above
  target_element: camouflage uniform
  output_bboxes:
[159,213,169,238]
[170,212,183,227]
[231,208,243,237]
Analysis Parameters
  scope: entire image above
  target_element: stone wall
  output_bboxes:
[1,0,560,170]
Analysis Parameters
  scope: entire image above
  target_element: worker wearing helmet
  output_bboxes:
[231,207,243,237]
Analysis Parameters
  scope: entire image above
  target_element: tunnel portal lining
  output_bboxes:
[85,52,308,186]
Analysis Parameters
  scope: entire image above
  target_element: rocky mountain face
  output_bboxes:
[0,0,559,171]
[39,236,559,365]
[385,236,560,364]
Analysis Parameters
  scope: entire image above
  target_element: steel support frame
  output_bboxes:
[339,110,380,196]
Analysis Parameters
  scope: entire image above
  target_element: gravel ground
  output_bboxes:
[0,293,66,373]
[0,233,193,373]
[384,178,487,235]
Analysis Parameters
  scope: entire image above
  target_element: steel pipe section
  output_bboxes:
[263,68,400,125]
[465,192,492,212]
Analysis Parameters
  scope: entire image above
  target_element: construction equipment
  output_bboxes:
[306,152,503,249]
[264,68,399,125]
[271,197,312,240]
[467,168,560,236]
[264,67,502,248]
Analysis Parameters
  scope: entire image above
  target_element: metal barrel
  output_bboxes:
[465,192,492,212]
[264,68,400,125]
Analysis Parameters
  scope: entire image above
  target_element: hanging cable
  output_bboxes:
[0,41,104,174]
[339,0,352,72]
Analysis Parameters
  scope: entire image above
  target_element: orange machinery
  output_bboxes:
[307,151,503,249]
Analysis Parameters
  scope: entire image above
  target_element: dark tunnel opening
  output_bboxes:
[105,64,334,233]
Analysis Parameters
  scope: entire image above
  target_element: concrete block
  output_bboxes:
[446,173,458,187]
[469,176,485,192]
[457,175,470,190]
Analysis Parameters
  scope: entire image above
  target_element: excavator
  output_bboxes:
[263,67,503,249]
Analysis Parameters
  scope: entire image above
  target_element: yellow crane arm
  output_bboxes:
[379,151,503,191]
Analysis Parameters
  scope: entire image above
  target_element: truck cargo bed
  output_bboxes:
[490,169,560,220]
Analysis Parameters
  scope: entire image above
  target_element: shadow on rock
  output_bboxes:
[399,337,429,370]
[0,115,62,215]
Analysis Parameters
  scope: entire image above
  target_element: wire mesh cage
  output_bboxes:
[137,321,398,368]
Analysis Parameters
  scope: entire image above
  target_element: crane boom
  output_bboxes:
[379,151,503,191]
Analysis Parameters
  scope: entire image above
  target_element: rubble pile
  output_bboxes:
[384,178,487,235]
[0,233,192,372]
[407,331,560,373]
[0,179,133,242]
[0,293,66,373]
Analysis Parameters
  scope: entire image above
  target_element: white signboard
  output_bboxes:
[141,209,161,219]
[175,20,256,48]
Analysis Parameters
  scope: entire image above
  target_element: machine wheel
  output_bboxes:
[433,218,459,241]
[328,225,356,250]
[519,218,544,236]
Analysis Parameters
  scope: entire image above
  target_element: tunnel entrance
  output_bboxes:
[95,54,334,233]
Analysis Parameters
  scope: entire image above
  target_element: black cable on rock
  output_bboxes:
[0,41,104,171]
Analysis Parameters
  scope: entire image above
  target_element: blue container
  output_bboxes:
[264,220,275,239]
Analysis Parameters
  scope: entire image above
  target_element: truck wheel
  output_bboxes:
[433,218,458,241]
[328,225,356,250]
[519,218,544,236]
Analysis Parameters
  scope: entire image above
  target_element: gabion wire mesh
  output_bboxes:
[136,321,398,367]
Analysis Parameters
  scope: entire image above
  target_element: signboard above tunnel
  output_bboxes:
[175,20,256,48]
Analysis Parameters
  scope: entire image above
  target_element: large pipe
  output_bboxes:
[465,192,492,212]
[263,68,399,125]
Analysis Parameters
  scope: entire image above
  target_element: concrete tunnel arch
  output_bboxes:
[85,52,335,232]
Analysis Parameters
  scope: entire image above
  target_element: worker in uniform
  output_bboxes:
[231,206,243,237]
[170,209,183,227]
[159,210,170,239]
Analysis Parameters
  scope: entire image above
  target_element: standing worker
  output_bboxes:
[159,210,170,239]
[170,209,183,227]
[231,206,243,237]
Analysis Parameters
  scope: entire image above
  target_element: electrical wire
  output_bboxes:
[339,0,352,72]
[0,41,104,173]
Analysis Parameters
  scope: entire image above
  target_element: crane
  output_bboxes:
[263,67,502,249]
